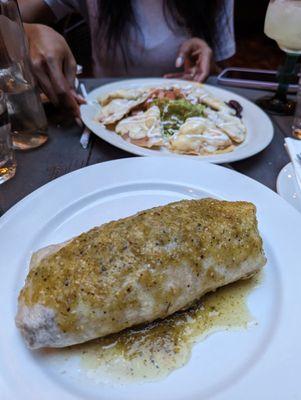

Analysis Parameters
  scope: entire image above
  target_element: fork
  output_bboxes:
[79,83,91,149]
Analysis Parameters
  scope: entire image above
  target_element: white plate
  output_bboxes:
[276,162,301,212]
[80,78,274,164]
[1,157,301,400]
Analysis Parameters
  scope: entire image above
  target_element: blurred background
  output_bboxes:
[226,0,283,69]
[54,0,284,76]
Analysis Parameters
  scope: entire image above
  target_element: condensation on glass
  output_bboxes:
[0,0,48,150]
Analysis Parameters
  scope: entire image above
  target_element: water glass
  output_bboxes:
[0,90,16,183]
[0,0,48,150]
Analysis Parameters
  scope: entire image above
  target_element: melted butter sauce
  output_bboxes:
[53,273,261,384]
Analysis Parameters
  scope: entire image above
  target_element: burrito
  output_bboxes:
[16,199,266,349]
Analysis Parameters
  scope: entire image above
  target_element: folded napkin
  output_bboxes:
[285,138,301,190]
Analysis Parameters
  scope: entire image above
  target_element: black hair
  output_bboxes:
[97,0,219,65]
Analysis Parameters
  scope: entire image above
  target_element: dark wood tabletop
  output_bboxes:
[0,77,292,216]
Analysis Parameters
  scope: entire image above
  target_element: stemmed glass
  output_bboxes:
[257,0,301,115]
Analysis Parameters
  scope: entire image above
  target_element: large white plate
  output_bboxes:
[80,78,274,164]
[1,157,300,400]
[277,162,301,212]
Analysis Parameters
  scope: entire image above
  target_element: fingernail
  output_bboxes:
[175,56,184,68]
[75,117,83,127]
[76,94,86,102]
[76,64,83,75]
[190,67,196,76]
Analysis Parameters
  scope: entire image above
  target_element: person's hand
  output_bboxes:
[24,23,85,117]
[164,38,213,82]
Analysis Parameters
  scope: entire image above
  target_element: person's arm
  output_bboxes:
[18,0,56,24]
[18,0,83,116]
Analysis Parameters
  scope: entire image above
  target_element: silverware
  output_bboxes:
[296,153,301,162]
[74,64,82,91]
[79,83,91,149]
[80,126,91,150]
[80,83,88,99]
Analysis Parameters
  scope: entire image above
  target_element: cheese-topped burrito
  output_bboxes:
[16,199,266,349]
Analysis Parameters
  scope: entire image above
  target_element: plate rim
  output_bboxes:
[0,156,283,225]
[276,161,301,212]
[276,161,293,196]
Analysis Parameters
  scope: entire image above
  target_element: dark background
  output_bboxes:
[225,0,283,69]
[58,0,283,76]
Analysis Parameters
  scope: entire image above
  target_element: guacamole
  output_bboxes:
[151,98,205,136]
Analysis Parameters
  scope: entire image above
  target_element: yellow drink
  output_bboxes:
[265,0,301,54]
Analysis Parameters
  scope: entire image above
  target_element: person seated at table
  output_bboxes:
[19,0,235,116]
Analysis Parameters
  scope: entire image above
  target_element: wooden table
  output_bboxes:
[0,77,292,215]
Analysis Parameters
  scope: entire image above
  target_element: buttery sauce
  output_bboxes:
[55,273,261,383]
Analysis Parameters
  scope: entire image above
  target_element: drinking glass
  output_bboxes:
[0,90,16,184]
[0,0,48,150]
[257,0,301,115]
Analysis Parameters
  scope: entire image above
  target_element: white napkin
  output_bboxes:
[285,138,301,190]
